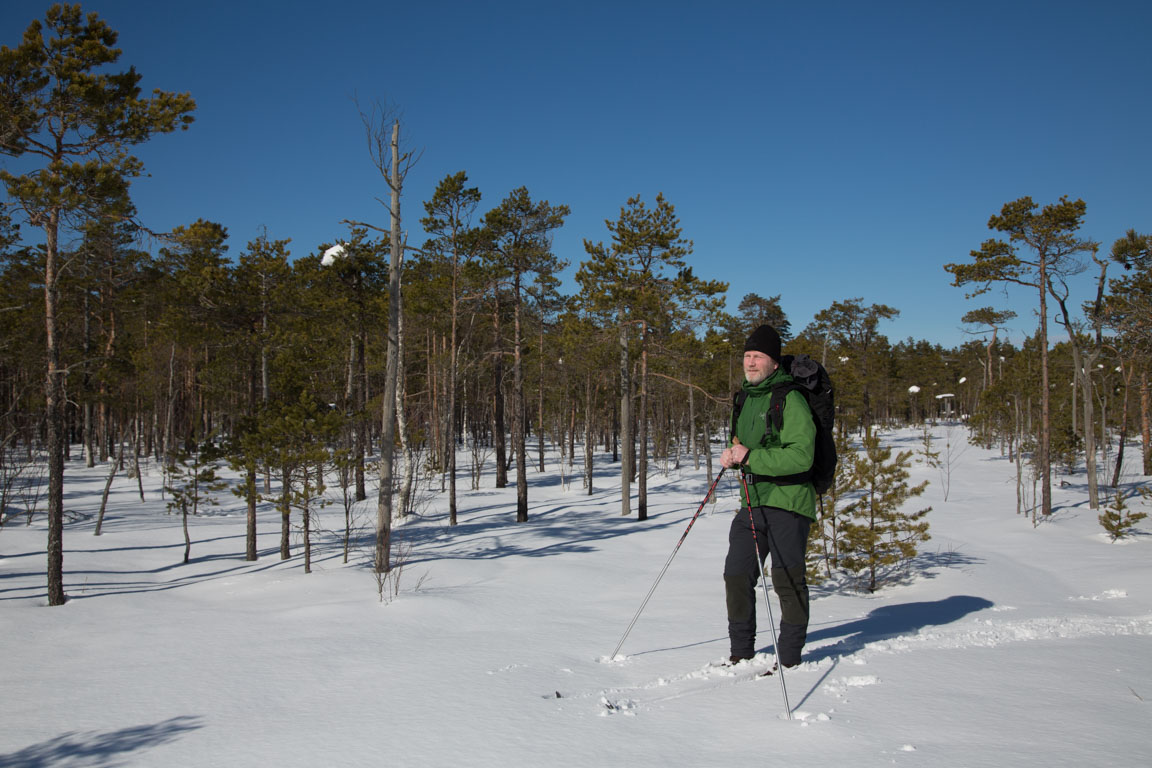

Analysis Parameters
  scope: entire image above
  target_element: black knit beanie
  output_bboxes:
[744,324,781,362]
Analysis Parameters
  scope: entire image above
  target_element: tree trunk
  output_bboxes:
[133,414,145,502]
[44,209,66,606]
[182,502,191,564]
[538,326,546,473]
[94,427,127,536]
[245,465,258,561]
[584,373,594,495]
[261,283,271,494]
[427,330,439,476]
[398,287,415,519]
[619,316,631,516]
[690,378,698,470]
[513,275,528,523]
[1142,369,1151,476]
[1054,257,1108,509]
[81,287,94,468]
[1069,344,1100,509]
[1015,396,1026,515]
[493,302,507,489]
[280,466,291,560]
[1037,262,1052,515]
[303,466,312,575]
[376,120,403,574]
[448,303,459,526]
[637,332,648,521]
[163,343,176,462]
[355,335,367,501]
[568,398,576,468]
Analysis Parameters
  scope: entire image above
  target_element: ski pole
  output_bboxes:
[609,467,726,660]
[738,470,793,720]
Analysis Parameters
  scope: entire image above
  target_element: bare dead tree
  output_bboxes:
[348,100,419,573]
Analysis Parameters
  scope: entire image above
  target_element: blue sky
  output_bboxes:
[4,0,1150,349]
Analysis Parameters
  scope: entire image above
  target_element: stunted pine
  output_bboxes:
[839,432,931,592]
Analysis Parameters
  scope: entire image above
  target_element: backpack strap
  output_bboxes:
[741,382,814,487]
[766,381,799,434]
[730,389,747,443]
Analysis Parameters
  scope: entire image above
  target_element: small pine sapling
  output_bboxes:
[838,431,932,592]
[1098,488,1149,542]
[332,447,359,564]
[918,424,941,469]
[166,442,227,564]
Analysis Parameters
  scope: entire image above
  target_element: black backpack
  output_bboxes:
[731,353,838,495]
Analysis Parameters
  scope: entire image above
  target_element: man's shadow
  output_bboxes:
[797,594,995,664]
[782,594,994,710]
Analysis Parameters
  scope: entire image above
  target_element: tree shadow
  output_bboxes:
[374,494,687,566]
[807,548,985,598]
[0,540,295,601]
[0,715,203,767]
[797,594,995,664]
[350,469,731,567]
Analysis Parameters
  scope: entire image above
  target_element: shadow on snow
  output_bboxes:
[388,485,703,566]
[799,594,995,664]
[3,459,731,601]
[0,716,203,768]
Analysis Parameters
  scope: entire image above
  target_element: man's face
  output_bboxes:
[743,350,776,385]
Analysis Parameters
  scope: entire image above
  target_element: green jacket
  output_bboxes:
[731,366,818,520]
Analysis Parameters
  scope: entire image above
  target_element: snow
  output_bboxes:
[2,426,1151,767]
[320,243,346,266]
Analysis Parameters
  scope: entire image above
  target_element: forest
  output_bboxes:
[2,5,1151,606]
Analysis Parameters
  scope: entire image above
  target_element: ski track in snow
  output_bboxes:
[589,610,1152,718]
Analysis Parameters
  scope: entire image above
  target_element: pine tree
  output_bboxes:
[481,187,569,523]
[1103,230,1152,478]
[420,172,483,525]
[1098,489,1148,542]
[735,293,792,340]
[165,442,227,564]
[0,4,195,604]
[73,217,147,467]
[945,196,1096,517]
[314,229,388,503]
[247,393,342,569]
[839,432,932,592]
[576,194,724,520]
[810,298,899,434]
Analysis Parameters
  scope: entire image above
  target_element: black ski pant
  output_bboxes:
[723,505,811,665]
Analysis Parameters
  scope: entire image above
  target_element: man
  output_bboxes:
[719,324,817,667]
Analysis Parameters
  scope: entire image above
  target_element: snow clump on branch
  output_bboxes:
[321,244,347,266]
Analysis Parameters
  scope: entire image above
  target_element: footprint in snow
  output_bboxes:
[599,697,637,716]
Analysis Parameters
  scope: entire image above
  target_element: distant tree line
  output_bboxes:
[2,5,1150,602]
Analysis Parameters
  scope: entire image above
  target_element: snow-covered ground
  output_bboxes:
[2,426,1150,767]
